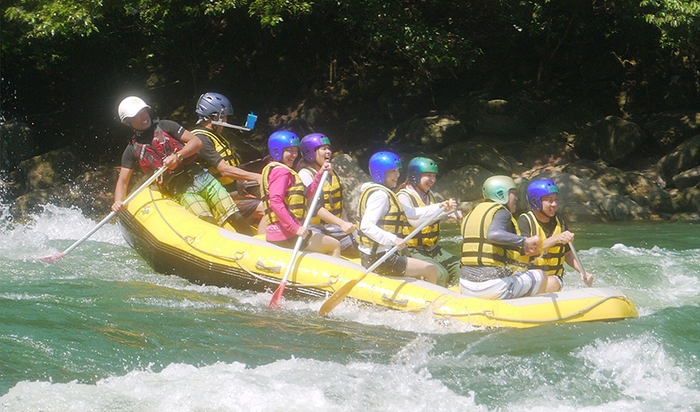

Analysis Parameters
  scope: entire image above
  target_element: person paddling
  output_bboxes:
[459,175,545,299]
[190,92,264,226]
[261,130,341,257]
[297,133,359,258]
[517,179,594,292]
[397,157,460,287]
[357,151,452,284]
[112,96,252,235]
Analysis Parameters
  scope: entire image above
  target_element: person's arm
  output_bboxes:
[161,122,203,169]
[398,191,445,226]
[360,190,400,247]
[564,251,594,286]
[488,210,525,246]
[111,167,134,212]
[268,167,301,234]
[198,133,262,183]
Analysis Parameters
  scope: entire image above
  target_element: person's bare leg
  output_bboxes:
[405,257,438,284]
[305,232,341,257]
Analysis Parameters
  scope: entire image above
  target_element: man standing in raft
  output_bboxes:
[459,175,545,299]
[112,96,253,235]
[518,179,594,292]
[397,157,460,288]
[261,130,341,257]
[190,92,264,226]
[357,151,454,283]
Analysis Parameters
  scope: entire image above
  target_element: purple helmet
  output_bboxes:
[526,179,559,211]
[300,133,332,162]
[369,151,402,183]
[196,92,233,120]
[268,130,300,161]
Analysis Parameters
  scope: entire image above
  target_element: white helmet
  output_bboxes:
[118,96,150,121]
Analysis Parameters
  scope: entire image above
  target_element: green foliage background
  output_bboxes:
[2,0,700,163]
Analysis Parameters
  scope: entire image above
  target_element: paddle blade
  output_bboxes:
[269,282,286,308]
[318,274,366,316]
[39,253,65,264]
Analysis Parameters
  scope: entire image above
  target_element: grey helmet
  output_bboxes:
[195,92,233,121]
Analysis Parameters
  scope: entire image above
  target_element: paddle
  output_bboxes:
[319,206,446,316]
[40,166,168,263]
[269,170,329,308]
[569,242,593,287]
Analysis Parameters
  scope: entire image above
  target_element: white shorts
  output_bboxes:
[459,269,546,300]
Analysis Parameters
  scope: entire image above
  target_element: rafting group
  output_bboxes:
[112,93,594,301]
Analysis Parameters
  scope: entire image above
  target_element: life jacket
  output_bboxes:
[521,211,567,277]
[261,162,307,225]
[302,167,344,225]
[130,121,197,190]
[396,188,440,248]
[356,183,408,254]
[460,201,527,268]
[191,126,242,192]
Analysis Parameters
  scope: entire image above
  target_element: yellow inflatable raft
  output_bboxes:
[118,185,638,328]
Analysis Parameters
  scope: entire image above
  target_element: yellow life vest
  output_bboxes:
[261,162,307,224]
[302,167,344,225]
[460,201,527,267]
[396,188,440,248]
[191,127,242,192]
[356,183,408,254]
[521,211,567,277]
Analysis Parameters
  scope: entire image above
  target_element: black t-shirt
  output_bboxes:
[192,127,225,170]
[120,120,185,169]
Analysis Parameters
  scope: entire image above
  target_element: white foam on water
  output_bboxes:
[0,356,482,412]
[0,204,127,260]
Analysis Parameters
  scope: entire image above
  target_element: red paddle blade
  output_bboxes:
[39,253,65,264]
[269,282,286,308]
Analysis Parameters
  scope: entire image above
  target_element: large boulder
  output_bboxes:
[332,154,373,222]
[388,115,468,153]
[642,111,700,154]
[572,116,646,166]
[471,99,537,136]
[432,165,493,203]
[0,122,37,171]
[657,134,700,187]
[600,195,649,221]
[438,141,512,175]
[17,148,86,190]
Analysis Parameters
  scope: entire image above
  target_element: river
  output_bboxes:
[1,203,700,411]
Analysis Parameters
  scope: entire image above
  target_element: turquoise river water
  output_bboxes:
[1,203,700,411]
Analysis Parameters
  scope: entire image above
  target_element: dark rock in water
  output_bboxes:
[642,111,700,154]
[673,186,700,214]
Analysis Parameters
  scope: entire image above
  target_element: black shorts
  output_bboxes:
[360,251,407,277]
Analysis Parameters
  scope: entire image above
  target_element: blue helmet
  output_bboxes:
[196,92,233,120]
[268,130,300,161]
[526,179,559,211]
[369,151,402,183]
[300,133,332,162]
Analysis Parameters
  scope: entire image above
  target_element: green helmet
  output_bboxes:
[482,175,517,204]
[407,157,439,185]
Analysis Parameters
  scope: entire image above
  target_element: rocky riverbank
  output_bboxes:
[3,104,700,224]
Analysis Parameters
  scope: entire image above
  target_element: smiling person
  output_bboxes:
[459,175,546,299]
[261,130,341,257]
[296,133,359,258]
[517,179,594,292]
[190,92,263,226]
[357,151,453,284]
[112,96,252,235]
[397,157,460,288]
